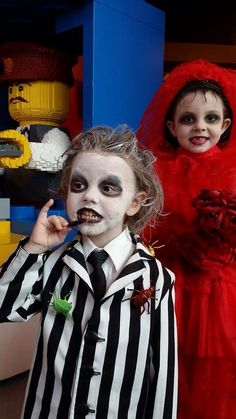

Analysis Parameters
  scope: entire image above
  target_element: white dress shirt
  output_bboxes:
[82,226,135,290]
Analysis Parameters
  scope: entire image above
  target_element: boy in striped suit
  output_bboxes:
[0,125,177,418]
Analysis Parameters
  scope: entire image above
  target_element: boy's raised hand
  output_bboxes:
[23,199,71,254]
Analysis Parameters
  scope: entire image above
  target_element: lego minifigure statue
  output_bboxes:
[0,42,76,204]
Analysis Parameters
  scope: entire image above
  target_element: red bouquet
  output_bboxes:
[192,189,236,246]
[178,189,236,269]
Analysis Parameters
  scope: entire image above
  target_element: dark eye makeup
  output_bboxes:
[178,113,195,124]
[69,173,123,196]
[100,176,122,196]
[205,113,221,123]
[178,111,222,125]
[70,174,87,192]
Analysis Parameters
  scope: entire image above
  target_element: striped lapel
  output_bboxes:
[62,233,155,299]
[62,238,92,291]
[105,234,155,298]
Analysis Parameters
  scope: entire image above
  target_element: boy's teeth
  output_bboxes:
[78,210,102,222]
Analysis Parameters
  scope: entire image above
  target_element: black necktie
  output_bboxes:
[87,250,108,300]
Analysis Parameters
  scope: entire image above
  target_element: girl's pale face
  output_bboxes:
[167,91,231,153]
[66,152,145,247]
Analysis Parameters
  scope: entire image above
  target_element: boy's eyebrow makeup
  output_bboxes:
[70,172,123,192]
[101,175,123,191]
[70,172,86,182]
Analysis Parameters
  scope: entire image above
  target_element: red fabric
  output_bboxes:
[137,59,236,419]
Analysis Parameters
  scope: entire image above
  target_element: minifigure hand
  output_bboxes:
[0,129,31,168]
[23,199,71,254]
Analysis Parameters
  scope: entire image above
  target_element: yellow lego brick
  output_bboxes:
[0,220,10,243]
[0,232,25,265]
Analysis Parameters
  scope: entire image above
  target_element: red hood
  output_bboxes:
[137,59,236,156]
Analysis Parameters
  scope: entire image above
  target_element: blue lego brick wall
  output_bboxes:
[10,204,77,242]
[56,0,165,130]
[0,0,165,250]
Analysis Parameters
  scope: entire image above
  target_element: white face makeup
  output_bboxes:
[66,152,144,247]
[167,91,231,153]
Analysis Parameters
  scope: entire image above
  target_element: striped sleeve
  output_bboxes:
[147,261,178,419]
[0,240,46,322]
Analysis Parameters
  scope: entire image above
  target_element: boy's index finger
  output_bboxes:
[39,199,54,219]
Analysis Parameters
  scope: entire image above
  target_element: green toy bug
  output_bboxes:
[49,291,72,317]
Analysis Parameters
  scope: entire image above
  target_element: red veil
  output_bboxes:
[137,58,236,155]
[137,59,236,419]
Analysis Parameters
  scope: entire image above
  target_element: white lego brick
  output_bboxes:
[0,198,10,219]
[26,128,71,172]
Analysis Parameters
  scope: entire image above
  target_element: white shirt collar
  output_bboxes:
[82,227,134,271]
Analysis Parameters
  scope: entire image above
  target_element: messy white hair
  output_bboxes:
[59,125,163,234]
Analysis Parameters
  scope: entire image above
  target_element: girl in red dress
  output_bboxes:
[137,59,236,418]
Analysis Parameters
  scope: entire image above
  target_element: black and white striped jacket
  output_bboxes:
[0,234,177,419]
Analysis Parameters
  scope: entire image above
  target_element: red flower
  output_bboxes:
[192,189,236,245]
[176,189,236,268]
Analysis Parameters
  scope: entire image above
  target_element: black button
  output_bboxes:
[84,330,105,344]
[76,403,95,416]
[81,365,101,378]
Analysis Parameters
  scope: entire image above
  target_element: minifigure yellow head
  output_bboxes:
[8,80,69,126]
[0,42,76,126]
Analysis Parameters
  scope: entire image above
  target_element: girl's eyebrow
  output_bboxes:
[179,111,194,115]
[100,175,122,190]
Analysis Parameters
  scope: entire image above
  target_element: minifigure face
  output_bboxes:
[167,91,231,153]
[8,80,69,125]
[66,152,145,247]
